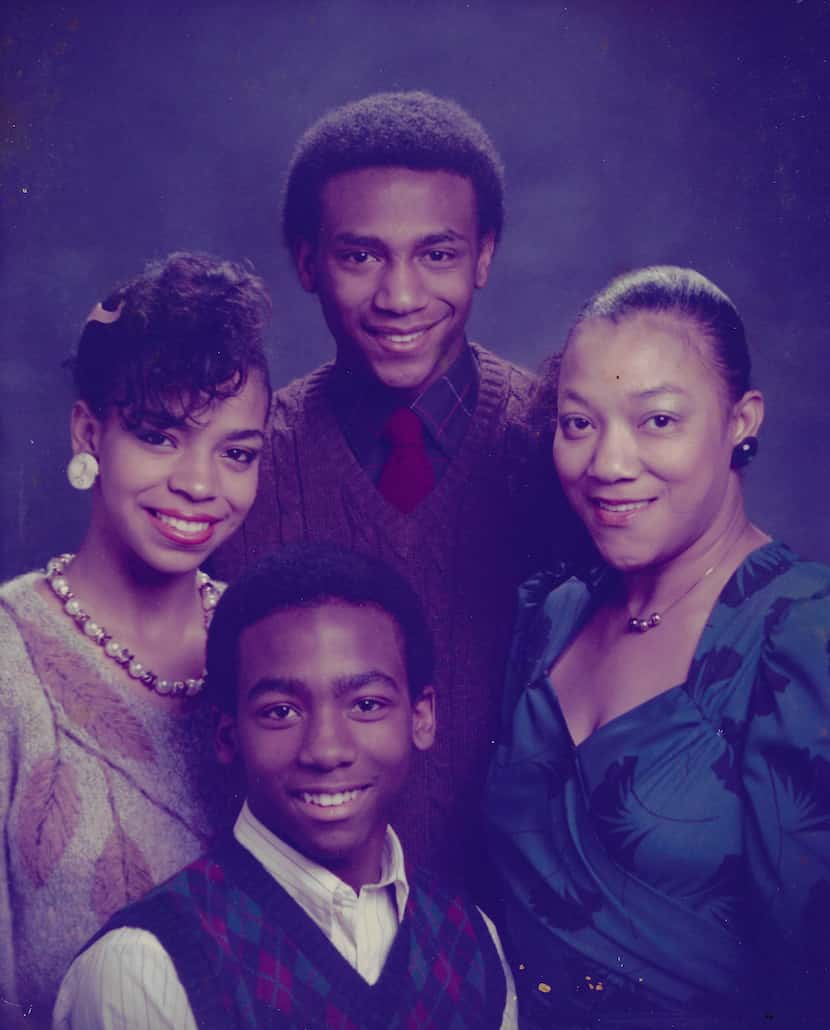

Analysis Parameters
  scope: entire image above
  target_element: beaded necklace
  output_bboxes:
[45,553,220,697]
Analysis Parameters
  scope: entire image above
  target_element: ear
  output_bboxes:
[215,710,240,765]
[474,232,496,289]
[410,686,437,752]
[69,400,103,457]
[729,388,764,447]
[295,239,318,294]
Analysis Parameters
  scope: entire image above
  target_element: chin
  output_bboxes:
[594,543,654,572]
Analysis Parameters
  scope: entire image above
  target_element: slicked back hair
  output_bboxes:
[206,543,435,713]
[533,265,752,447]
[282,91,505,253]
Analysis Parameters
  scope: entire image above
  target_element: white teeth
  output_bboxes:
[155,512,211,534]
[597,500,649,513]
[301,789,363,808]
[383,331,424,344]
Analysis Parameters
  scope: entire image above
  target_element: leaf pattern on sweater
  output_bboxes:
[17,755,81,887]
[90,827,154,921]
[46,657,157,764]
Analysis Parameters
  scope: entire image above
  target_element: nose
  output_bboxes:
[298,706,357,771]
[373,258,427,315]
[167,446,218,502]
[587,424,639,482]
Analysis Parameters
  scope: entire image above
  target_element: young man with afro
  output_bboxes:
[212,91,580,887]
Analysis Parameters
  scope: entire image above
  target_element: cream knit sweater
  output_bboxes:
[0,573,229,1026]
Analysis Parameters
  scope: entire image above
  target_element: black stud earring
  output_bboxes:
[731,436,758,469]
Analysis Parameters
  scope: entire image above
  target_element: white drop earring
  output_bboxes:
[67,452,99,490]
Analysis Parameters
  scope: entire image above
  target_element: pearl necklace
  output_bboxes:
[626,563,716,633]
[45,553,220,697]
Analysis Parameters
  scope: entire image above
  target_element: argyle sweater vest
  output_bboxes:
[89,836,507,1029]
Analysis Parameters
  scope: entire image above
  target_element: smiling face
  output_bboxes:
[553,311,763,572]
[216,601,435,890]
[296,166,494,397]
[72,372,270,575]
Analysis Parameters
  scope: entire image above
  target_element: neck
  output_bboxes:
[65,527,203,629]
[621,499,757,616]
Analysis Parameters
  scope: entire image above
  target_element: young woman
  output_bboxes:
[0,252,272,1025]
[485,266,830,1029]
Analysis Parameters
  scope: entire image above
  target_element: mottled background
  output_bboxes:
[2,0,828,580]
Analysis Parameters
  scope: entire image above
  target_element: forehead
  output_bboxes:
[115,371,269,430]
[318,166,477,240]
[237,602,407,686]
[561,312,721,396]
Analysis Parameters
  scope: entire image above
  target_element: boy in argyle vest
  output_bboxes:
[54,544,516,1028]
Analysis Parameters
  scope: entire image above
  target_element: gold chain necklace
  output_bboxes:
[626,563,717,633]
[45,553,220,697]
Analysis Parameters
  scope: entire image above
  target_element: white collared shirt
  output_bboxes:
[53,803,516,1028]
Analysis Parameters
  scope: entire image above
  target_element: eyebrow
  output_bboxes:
[222,429,266,443]
[245,677,304,703]
[244,670,400,703]
[137,415,265,442]
[632,384,690,400]
[560,383,689,405]
[332,230,468,249]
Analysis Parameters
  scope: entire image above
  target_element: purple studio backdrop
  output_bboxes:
[1,0,828,580]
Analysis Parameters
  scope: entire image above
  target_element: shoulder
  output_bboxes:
[717,543,830,724]
[504,572,592,692]
[271,362,335,426]
[54,927,193,1030]
[0,572,52,682]
[757,550,830,672]
[471,343,537,409]
[723,541,830,609]
[718,543,830,650]
[407,867,499,946]
[516,570,592,644]
[0,569,45,611]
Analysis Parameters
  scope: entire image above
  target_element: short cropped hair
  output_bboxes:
[206,544,435,713]
[282,90,505,252]
[69,251,272,428]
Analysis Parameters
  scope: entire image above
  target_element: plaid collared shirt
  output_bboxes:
[331,344,479,484]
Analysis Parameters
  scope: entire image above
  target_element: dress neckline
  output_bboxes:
[543,540,789,752]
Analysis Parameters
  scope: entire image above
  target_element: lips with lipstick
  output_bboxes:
[590,496,655,527]
[146,507,223,546]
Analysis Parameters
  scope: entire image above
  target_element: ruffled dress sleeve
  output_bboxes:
[742,582,830,1020]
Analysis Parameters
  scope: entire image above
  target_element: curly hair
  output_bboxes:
[206,543,435,713]
[282,91,505,252]
[69,251,272,428]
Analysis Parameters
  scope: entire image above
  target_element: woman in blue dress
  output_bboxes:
[484,266,830,1029]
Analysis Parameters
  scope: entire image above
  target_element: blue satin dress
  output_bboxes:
[484,542,830,1029]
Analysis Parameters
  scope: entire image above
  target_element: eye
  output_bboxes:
[262,703,300,723]
[558,414,593,438]
[643,413,678,431]
[135,428,174,447]
[424,249,455,263]
[340,250,378,266]
[352,697,388,716]
[223,446,260,466]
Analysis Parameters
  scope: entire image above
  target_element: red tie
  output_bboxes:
[378,407,435,513]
